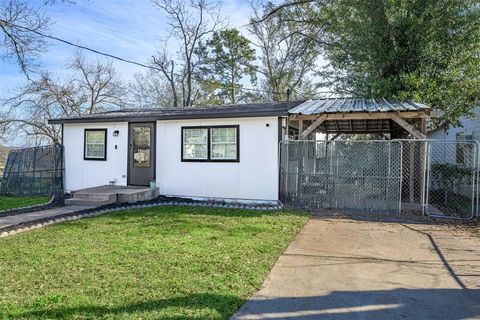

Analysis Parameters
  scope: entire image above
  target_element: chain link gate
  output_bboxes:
[424,140,479,219]
[279,139,479,219]
[279,140,403,213]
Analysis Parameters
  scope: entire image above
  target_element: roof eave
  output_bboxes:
[48,110,289,124]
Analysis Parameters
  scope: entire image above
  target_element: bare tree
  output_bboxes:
[130,69,175,108]
[152,49,179,108]
[248,1,321,101]
[69,52,125,114]
[2,51,126,145]
[151,0,224,107]
[0,0,50,76]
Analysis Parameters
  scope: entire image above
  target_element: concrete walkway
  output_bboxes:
[232,218,480,320]
[0,205,97,229]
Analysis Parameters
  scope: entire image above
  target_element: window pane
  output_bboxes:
[212,143,237,159]
[133,127,150,147]
[225,128,236,142]
[226,144,237,158]
[184,128,207,143]
[184,144,207,159]
[86,144,104,158]
[211,128,236,143]
[211,144,226,158]
[134,148,150,167]
[86,131,105,144]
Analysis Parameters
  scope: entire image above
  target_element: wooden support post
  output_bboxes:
[299,115,326,139]
[298,120,304,140]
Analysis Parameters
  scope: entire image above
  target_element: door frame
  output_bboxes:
[127,122,156,186]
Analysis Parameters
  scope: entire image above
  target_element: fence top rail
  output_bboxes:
[282,138,480,142]
[280,139,404,145]
[280,139,480,146]
[6,144,62,153]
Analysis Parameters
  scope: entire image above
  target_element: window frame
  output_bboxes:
[181,125,240,162]
[84,128,107,161]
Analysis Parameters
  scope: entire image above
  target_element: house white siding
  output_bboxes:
[63,122,128,192]
[428,109,480,165]
[156,117,280,202]
[428,108,480,141]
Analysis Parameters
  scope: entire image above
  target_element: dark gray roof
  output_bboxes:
[49,100,305,124]
[289,98,429,115]
[49,98,430,124]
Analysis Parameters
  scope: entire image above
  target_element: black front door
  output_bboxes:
[128,122,155,186]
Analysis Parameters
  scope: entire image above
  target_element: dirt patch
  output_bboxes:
[309,208,480,237]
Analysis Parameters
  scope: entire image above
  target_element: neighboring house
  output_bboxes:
[427,108,480,165]
[49,98,430,204]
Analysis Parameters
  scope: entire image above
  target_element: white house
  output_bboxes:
[49,98,430,205]
[50,101,300,204]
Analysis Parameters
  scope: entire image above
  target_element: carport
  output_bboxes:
[286,98,429,140]
[279,98,478,219]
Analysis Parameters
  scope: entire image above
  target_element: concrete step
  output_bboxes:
[117,188,158,203]
[66,185,158,206]
[70,192,117,202]
[65,197,116,206]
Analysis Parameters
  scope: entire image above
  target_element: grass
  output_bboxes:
[0,206,308,319]
[0,196,50,211]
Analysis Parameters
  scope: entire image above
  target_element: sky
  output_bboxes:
[0,0,258,96]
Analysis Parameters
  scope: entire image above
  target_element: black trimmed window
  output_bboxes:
[182,125,239,162]
[84,129,107,160]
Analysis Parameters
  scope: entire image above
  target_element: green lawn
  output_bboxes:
[0,206,308,319]
[0,196,50,211]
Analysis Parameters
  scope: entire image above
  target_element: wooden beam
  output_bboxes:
[330,133,342,140]
[318,130,392,134]
[390,114,426,139]
[299,115,326,139]
[289,111,428,121]
[298,120,304,139]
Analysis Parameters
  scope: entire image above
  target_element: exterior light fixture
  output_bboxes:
[113,130,120,137]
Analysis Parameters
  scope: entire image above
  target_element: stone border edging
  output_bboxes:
[0,200,283,238]
[0,195,59,218]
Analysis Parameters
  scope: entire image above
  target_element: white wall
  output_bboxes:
[63,122,128,192]
[428,108,480,141]
[156,117,280,202]
[428,108,480,165]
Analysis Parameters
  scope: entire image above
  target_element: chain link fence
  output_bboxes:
[0,145,64,196]
[280,140,403,213]
[280,139,479,219]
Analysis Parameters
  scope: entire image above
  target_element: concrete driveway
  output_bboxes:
[232,218,480,320]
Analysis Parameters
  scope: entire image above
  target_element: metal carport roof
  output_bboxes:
[288,98,429,115]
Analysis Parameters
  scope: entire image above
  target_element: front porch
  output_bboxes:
[66,185,158,206]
